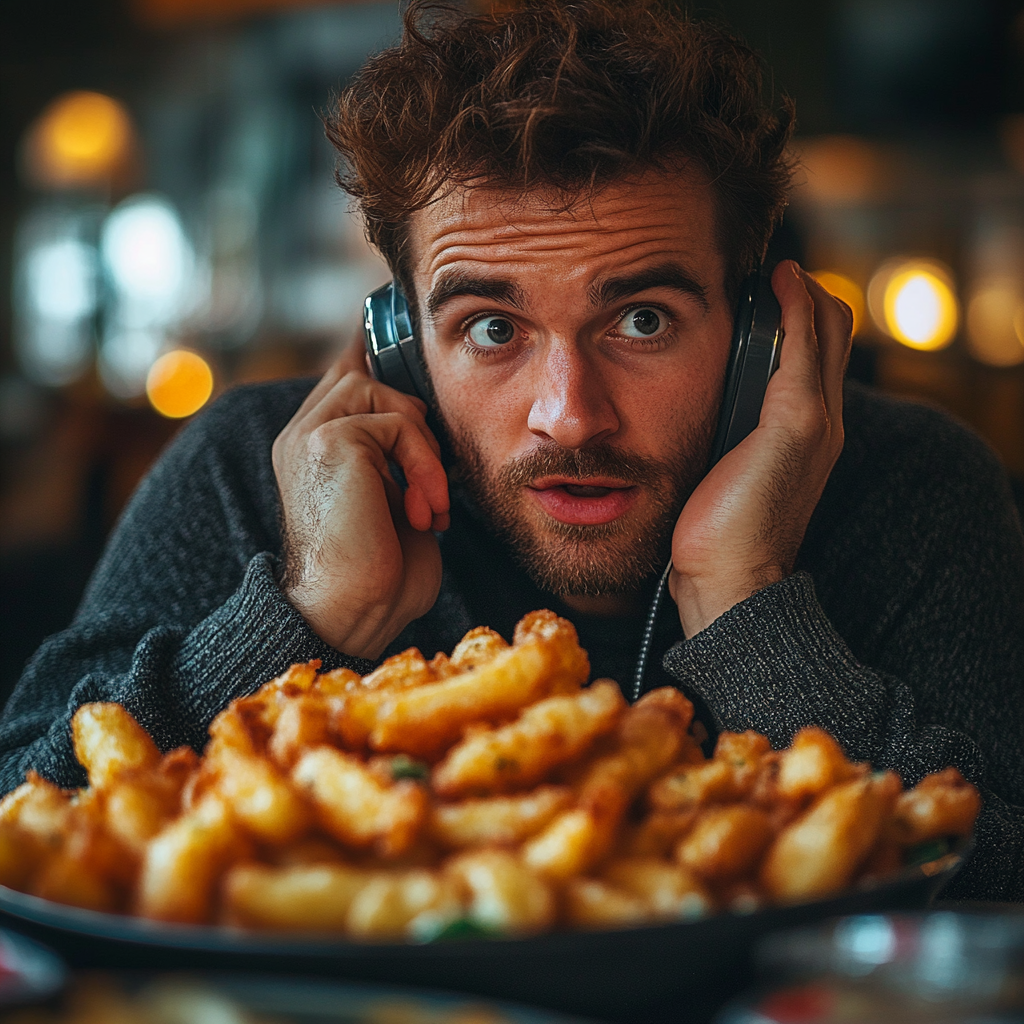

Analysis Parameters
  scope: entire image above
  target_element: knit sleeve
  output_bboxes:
[0,381,372,793]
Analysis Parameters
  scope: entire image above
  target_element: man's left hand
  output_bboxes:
[668,261,853,638]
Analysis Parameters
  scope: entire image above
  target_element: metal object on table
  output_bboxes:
[718,910,1024,1023]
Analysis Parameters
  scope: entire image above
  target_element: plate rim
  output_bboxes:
[0,837,972,956]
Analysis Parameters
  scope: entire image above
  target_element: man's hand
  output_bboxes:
[669,261,852,638]
[272,345,450,659]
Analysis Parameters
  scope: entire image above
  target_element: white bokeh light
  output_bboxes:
[25,239,96,322]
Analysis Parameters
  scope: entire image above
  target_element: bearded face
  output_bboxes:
[443,416,713,597]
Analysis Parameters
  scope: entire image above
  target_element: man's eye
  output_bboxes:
[617,306,668,339]
[467,316,516,347]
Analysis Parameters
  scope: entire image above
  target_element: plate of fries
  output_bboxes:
[0,611,977,1023]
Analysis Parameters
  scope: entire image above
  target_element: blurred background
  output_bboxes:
[1,0,1023,702]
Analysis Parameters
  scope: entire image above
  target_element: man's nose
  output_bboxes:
[527,340,619,449]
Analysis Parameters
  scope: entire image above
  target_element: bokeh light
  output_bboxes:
[24,91,134,189]
[146,350,214,418]
[811,270,865,335]
[966,281,1024,367]
[868,259,958,351]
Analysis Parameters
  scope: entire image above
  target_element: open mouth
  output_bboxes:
[527,478,639,526]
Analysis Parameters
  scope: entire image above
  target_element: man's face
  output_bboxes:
[407,166,734,604]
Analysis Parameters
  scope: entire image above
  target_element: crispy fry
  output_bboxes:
[775,726,859,801]
[451,627,510,672]
[601,856,711,920]
[674,805,775,882]
[341,612,589,757]
[291,746,426,857]
[889,767,981,845]
[0,772,73,849]
[618,809,698,857]
[345,869,463,939]
[431,786,573,849]
[208,748,310,845]
[136,795,244,923]
[433,681,625,796]
[71,703,161,790]
[446,849,555,933]
[223,862,367,930]
[524,688,692,878]
[760,771,901,902]
[267,696,331,769]
[565,878,648,927]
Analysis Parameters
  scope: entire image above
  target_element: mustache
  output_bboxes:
[499,443,674,490]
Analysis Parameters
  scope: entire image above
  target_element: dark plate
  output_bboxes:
[0,843,969,1024]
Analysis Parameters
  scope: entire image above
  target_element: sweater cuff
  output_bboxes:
[174,551,375,708]
[661,571,877,752]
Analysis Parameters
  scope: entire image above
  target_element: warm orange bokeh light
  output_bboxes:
[811,270,865,335]
[146,350,214,419]
[867,259,959,351]
[24,92,134,189]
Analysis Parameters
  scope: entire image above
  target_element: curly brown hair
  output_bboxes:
[325,0,794,300]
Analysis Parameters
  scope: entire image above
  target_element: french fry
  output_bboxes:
[223,862,367,930]
[345,869,463,939]
[774,726,860,801]
[618,809,698,857]
[565,878,648,927]
[524,688,692,879]
[0,772,73,849]
[340,611,589,756]
[430,786,573,849]
[601,856,711,920]
[267,696,332,769]
[0,827,38,890]
[208,748,310,845]
[674,805,775,882]
[136,795,244,923]
[71,703,161,790]
[889,767,981,845]
[432,680,625,796]
[760,771,901,902]
[291,746,426,857]
[446,849,554,933]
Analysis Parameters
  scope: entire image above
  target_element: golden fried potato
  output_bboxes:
[291,747,426,857]
[0,826,39,890]
[446,849,555,933]
[32,850,119,913]
[432,680,625,797]
[618,809,698,858]
[223,862,367,930]
[889,767,981,845]
[775,726,859,801]
[430,786,572,849]
[760,771,901,902]
[358,648,435,693]
[565,878,648,927]
[340,612,589,757]
[451,627,510,672]
[267,696,331,769]
[674,805,775,882]
[524,688,692,879]
[208,749,310,845]
[71,703,161,790]
[0,772,73,849]
[649,759,737,811]
[136,795,244,923]
[345,869,463,939]
[601,856,711,920]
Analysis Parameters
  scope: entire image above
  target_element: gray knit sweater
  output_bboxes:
[2,378,1022,901]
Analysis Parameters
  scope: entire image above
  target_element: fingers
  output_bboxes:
[770,261,851,429]
[801,271,852,425]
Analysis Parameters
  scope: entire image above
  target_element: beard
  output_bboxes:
[441,416,714,599]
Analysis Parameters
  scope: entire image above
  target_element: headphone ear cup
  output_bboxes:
[363,280,428,400]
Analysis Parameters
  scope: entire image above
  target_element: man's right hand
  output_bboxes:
[272,351,450,659]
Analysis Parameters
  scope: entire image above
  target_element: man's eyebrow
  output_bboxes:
[425,272,526,323]
[590,262,710,312]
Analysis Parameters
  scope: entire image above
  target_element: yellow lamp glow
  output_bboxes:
[146,350,214,419]
[25,91,133,189]
[868,259,958,351]
[811,271,865,335]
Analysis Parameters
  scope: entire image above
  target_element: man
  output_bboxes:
[2,0,1022,901]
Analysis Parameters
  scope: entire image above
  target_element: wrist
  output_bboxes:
[285,582,388,660]
[672,564,786,638]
